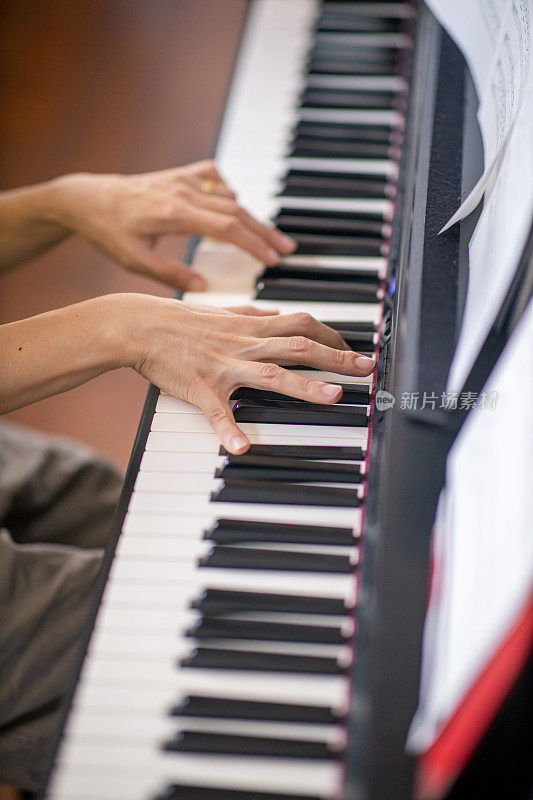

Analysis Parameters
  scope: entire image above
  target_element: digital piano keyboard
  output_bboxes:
[42,2,482,799]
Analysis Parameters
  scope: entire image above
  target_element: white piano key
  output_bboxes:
[75,667,348,708]
[103,575,357,607]
[305,74,408,92]
[51,749,342,799]
[134,471,222,495]
[64,712,176,744]
[66,709,344,747]
[118,533,356,557]
[108,559,358,602]
[141,449,224,472]
[150,413,368,441]
[128,494,361,526]
[285,156,398,179]
[281,253,387,272]
[273,195,393,217]
[114,538,358,573]
[124,502,361,531]
[181,292,382,324]
[156,395,203,414]
[215,0,317,220]
[290,370,374,385]
[146,431,367,453]
[122,511,359,539]
[298,106,404,127]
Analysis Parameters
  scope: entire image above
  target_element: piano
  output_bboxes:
[39,2,500,799]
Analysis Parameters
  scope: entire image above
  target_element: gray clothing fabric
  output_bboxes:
[0,421,123,790]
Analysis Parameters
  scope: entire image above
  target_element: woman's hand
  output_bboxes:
[50,162,296,290]
[127,294,375,454]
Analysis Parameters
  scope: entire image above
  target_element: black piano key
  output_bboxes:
[290,138,398,160]
[156,785,322,800]
[219,452,363,472]
[283,167,391,184]
[322,320,377,332]
[198,545,356,573]
[277,204,387,223]
[320,0,413,15]
[309,48,400,66]
[259,265,381,284]
[214,465,362,484]
[187,616,351,644]
[180,646,345,675]
[205,518,356,546]
[300,87,396,111]
[310,41,398,60]
[215,454,363,483]
[308,57,399,76]
[231,384,370,405]
[164,730,337,759]
[270,233,387,256]
[258,264,380,284]
[280,171,391,199]
[232,399,368,427]
[317,13,402,33]
[172,695,342,724]
[218,444,365,459]
[281,233,387,256]
[273,213,388,238]
[191,588,350,615]
[256,277,380,302]
[332,329,376,344]
[211,479,361,507]
[313,33,412,53]
[294,121,401,145]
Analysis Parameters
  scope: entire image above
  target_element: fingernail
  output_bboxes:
[231,435,248,452]
[265,247,279,264]
[188,274,207,291]
[279,233,297,253]
[355,356,375,371]
[321,383,343,397]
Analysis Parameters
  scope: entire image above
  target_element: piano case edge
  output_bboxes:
[345,6,474,800]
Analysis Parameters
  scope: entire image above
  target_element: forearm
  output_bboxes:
[0,177,72,271]
[0,294,135,413]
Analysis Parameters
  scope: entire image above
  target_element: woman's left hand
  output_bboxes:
[50,161,296,291]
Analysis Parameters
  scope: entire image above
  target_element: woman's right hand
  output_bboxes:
[125,294,375,454]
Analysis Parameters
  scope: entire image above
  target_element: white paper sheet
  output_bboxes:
[447,80,533,392]
[408,295,533,752]
[427,0,533,229]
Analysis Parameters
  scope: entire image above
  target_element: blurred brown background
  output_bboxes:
[0,0,247,469]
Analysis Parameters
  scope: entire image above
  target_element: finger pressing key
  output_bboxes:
[240,361,344,406]
[260,336,376,376]
[198,389,250,455]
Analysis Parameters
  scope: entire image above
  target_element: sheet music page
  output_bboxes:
[425,0,510,99]
[447,79,533,392]
[426,0,532,229]
[408,295,533,752]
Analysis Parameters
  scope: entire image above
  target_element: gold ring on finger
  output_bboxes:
[200,179,215,195]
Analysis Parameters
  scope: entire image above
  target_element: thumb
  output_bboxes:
[125,242,207,292]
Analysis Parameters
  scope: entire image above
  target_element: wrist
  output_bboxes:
[38,172,92,230]
[100,292,156,371]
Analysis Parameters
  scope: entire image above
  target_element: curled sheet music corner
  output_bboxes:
[427,0,533,234]
[439,90,529,234]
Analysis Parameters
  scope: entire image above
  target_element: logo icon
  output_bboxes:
[375,390,395,411]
